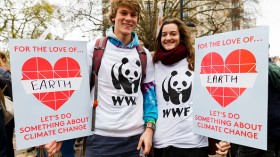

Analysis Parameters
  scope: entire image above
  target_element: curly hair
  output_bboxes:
[109,0,141,24]
[153,18,195,71]
[0,51,9,69]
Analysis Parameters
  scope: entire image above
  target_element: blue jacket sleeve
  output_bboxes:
[142,81,158,124]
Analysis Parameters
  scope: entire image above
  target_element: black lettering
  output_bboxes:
[184,107,190,116]
[40,80,47,90]
[172,108,184,117]
[163,109,171,118]
[231,75,238,83]
[112,96,124,106]
[125,97,136,105]
[218,75,223,83]
[48,80,55,88]
[213,75,217,83]
[31,80,39,90]
[207,76,212,83]
[64,80,71,88]
[163,107,191,118]
[225,75,229,82]
[207,75,238,84]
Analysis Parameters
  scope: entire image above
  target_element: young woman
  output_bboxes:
[152,18,230,157]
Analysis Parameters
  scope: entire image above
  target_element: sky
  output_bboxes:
[4,0,276,57]
[257,0,280,57]
[60,0,279,57]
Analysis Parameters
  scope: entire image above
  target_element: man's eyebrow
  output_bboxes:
[162,31,178,33]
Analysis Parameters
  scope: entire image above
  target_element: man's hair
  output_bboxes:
[109,0,141,24]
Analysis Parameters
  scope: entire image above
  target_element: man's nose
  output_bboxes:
[125,14,132,20]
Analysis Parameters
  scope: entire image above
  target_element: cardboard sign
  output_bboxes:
[193,26,269,150]
[9,39,92,150]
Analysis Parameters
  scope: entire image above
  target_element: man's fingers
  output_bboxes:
[137,138,143,150]
[143,145,151,155]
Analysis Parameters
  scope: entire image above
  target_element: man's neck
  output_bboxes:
[117,34,132,46]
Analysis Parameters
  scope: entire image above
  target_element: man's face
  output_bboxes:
[112,6,138,38]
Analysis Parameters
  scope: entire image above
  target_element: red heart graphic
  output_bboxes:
[200,49,257,107]
[21,57,81,110]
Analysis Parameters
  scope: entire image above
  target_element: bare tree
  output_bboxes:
[58,0,103,40]
[0,0,59,43]
[58,0,259,51]
[137,0,259,50]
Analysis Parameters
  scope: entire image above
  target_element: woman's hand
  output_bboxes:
[44,140,63,157]
[216,141,231,156]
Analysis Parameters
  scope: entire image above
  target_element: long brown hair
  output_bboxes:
[153,18,195,71]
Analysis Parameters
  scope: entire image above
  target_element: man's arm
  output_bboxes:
[142,48,158,125]
[142,81,157,125]
[138,47,158,155]
[138,81,157,155]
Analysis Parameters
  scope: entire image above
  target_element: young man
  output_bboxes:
[45,0,158,156]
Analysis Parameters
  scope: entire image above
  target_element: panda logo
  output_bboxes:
[111,57,141,94]
[162,70,192,105]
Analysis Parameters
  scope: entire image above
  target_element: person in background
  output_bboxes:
[0,91,7,157]
[0,51,14,157]
[0,52,10,71]
[43,0,158,156]
[236,59,280,157]
[152,18,230,157]
[0,51,12,100]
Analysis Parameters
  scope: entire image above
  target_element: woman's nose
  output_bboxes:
[166,34,171,40]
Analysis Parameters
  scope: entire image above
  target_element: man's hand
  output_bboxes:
[216,141,231,156]
[44,140,63,157]
[137,128,153,155]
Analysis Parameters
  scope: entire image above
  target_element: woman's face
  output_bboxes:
[161,23,180,51]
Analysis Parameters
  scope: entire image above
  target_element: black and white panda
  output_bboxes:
[162,70,192,105]
[111,57,141,94]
